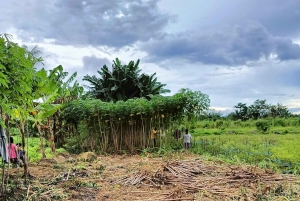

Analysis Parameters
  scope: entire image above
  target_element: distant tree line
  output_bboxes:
[199,99,295,121]
[229,100,292,121]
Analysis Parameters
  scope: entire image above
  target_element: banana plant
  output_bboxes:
[83,58,170,102]
[28,89,61,158]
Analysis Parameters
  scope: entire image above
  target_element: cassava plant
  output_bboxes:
[61,89,210,153]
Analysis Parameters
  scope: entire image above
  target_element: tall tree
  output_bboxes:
[234,102,248,121]
[0,34,42,179]
[174,88,210,122]
[247,99,268,119]
[230,100,291,120]
[268,103,290,118]
[83,58,170,102]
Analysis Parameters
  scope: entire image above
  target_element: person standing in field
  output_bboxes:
[151,127,158,147]
[16,143,25,166]
[7,137,18,165]
[183,129,192,150]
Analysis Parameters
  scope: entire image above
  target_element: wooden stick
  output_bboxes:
[26,184,30,198]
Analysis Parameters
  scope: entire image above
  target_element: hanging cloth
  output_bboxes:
[0,125,9,163]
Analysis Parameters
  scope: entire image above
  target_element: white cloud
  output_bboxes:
[1,0,300,112]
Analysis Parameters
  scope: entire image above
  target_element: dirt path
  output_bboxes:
[5,152,300,201]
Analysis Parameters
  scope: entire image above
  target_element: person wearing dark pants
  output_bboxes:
[183,129,192,150]
[151,127,158,147]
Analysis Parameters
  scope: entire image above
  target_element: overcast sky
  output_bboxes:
[1,0,300,114]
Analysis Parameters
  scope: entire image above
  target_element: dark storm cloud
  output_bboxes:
[176,0,300,37]
[141,23,300,65]
[275,37,300,60]
[0,0,172,47]
[226,0,300,37]
[77,55,112,84]
[82,55,111,72]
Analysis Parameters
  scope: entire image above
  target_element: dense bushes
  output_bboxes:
[255,120,271,132]
[195,117,300,130]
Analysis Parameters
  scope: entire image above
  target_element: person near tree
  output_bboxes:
[151,127,158,147]
[183,129,192,150]
[16,143,25,165]
[7,136,18,165]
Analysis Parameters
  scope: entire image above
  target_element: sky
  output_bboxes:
[1,0,300,114]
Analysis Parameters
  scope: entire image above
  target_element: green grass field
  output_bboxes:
[190,125,300,174]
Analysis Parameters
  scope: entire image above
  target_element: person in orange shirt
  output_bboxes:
[151,127,158,147]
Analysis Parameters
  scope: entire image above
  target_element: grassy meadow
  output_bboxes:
[189,118,300,174]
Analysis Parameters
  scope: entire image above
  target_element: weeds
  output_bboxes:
[192,134,300,174]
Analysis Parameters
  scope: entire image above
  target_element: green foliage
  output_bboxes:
[215,120,223,128]
[273,118,286,127]
[174,88,210,122]
[83,58,170,102]
[12,135,65,162]
[229,100,291,121]
[61,94,188,152]
[62,96,185,124]
[0,34,42,124]
[49,65,84,102]
[60,87,211,153]
[255,119,271,132]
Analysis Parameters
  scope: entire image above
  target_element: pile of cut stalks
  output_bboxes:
[112,160,299,200]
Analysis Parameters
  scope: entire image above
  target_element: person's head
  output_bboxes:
[185,129,188,134]
[9,136,14,144]
[16,143,22,147]
[154,127,157,130]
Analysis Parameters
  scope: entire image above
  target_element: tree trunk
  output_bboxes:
[47,118,56,153]
[4,114,10,140]
[53,115,57,144]
[19,121,29,180]
[37,124,46,159]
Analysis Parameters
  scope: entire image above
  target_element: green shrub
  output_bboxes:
[233,120,242,127]
[223,121,231,128]
[215,120,223,128]
[255,120,271,132]
[290,118,300,127]
[273,118,286,127]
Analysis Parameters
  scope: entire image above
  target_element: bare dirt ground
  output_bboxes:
[6,152,300,201]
